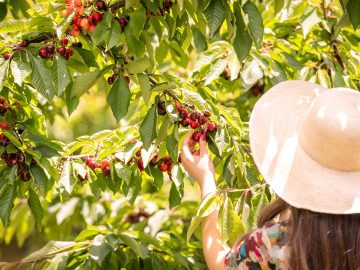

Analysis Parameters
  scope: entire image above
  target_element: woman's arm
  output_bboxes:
[181,133,230,270]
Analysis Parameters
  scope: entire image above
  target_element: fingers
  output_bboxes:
[199,134,209,155]
[181,132,194,163]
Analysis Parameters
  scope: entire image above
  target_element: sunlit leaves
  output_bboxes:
[28,187,43,232]
[346,0,360,29]
[243,1,264,48]
[233,3,252,63]
[0,184,16,227]
[204,0,226,39]
[107,75,131,121]
[29,53,55,100]
[140,103,157,150]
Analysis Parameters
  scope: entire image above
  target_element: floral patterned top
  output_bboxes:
[224,222,287,270]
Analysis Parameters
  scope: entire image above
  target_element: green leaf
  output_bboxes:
[119,233,145,258]
[243,1,264,48]
[274,0,285,14]
[192,26,207,52]
[187,193,219,241]
[23,241,87,261]
[127,57,150,74]
[233,3,252,63]
[128,6,146,39]
[89,235,112,266]
[0,184,16,227]
[140,103,157,150]
[58,160,77,196]
[51,56,71,96]
[71,66,112,97]
[301,7,322,38]
[125,30,146,58]
[204,0,226,39]
[29,53,55,100]
[72,48,98,68]
[107,75,131,121]
[347,0,360,29]
[28,187,43,232]
[169,165,184,208]
[218,196,246,242]
[91,12,112,46]
[10,51,31,86]
[124,170,142,204]
[166,126,179,163]
[0,58,8,88]
[137,73,151,105]
[0,2,7,22]
[204,57,227,85]
[30,165,49,195]
[108,18,121,50]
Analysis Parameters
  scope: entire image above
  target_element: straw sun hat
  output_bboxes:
[249,80,360,214]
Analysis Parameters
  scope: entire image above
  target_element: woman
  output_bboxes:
[180,80,360,270]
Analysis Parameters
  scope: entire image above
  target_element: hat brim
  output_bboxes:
[249,80,360,214]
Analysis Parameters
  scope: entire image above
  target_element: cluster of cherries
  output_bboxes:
[107,73,131,85]
[136,149,173,173]
[84,157,111,176]
[0,97,33,182]
[146,0,173,17]
[62,0,104,36]
[157,101,217,141]
[38,39,75,60]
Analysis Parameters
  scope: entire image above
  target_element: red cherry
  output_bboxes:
[179,109,188,119]
[92,11,102,23]
[57,47,66,55]
[73,17,82,27]
[198,114,207,125]
[101,160,110,168]
[181,118,190,127]
[190,112,200,121]
[6,158,18,167]
[118,18,128,27]
[71,28,80,37]
[67,6,74,14]
[86,158,97,170]
[96,0,108,11]
[77,6,85,15]
[159,163,170,172]
[60,38,69,46]
[66,48,74,56]
[0,122,8,129]
[45,45,55,53]
[61,9,69,17]
[125,75,130,83]
[0,134,6,140]
[19,40,30,47]
[74,0,82,8]
[201,131,207,141]
[137,158,144,172]
[102,166,110,175]
[80,18,90,30]
[192,131,201,141]
[190,120,199,129]
[207,122,217,132]
[175,103,182,112]
[108,76,114,85]
[3,53,12,60]
[89,24,96,33]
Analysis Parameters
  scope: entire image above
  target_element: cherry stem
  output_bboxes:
[164,90,181,103]
[109,0,126,11]
[61,154,95,160]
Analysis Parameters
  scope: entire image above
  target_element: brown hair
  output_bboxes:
[257,197,360,270]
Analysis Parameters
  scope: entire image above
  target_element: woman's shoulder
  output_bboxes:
[224,221,287,270]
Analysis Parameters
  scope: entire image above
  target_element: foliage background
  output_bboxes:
[0,0,359,269]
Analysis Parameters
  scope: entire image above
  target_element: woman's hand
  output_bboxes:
[180,132,216,197]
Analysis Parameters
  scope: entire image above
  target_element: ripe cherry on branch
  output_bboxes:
[157,101,167,116]
[2,53,12,60]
